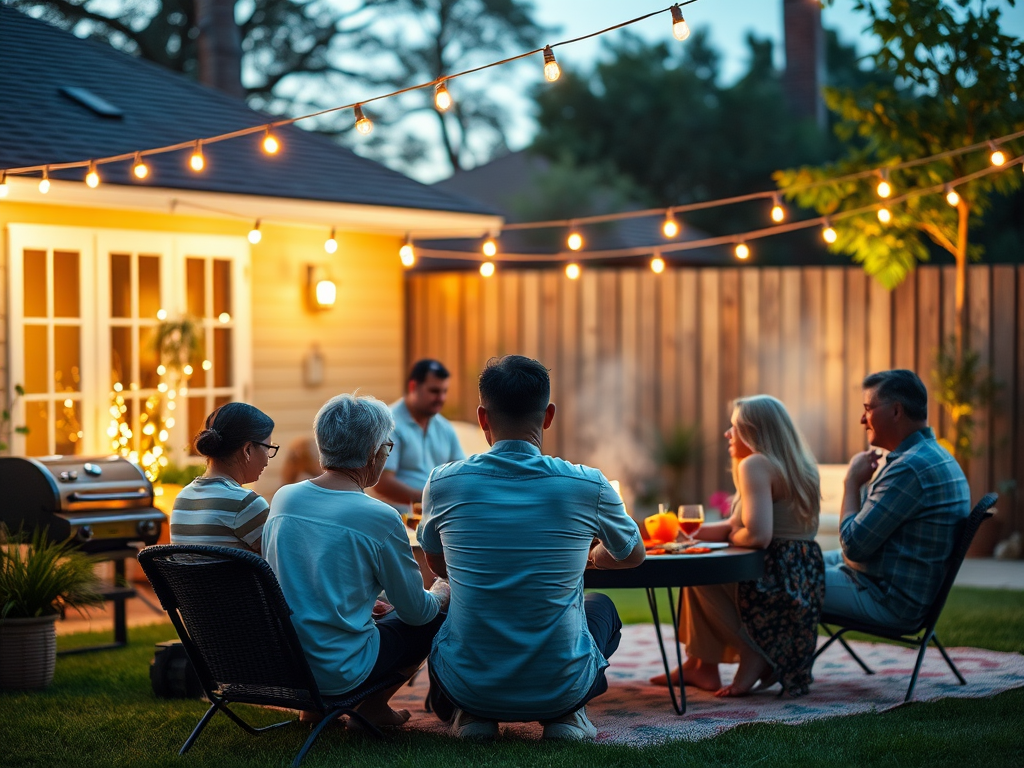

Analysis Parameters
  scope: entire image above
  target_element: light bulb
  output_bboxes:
[567,231,583,251]
[542,45,561,82]
[877,207,892,223]
[248,220,262,244]
[133,153,149,180]
[735,242,750,260]
[325,228,338,254]
[434,82,453,112]
[662,215,679,238]
[219,312,231,323]
[670,4,691,41]
[565,263,581,280]
[651,256,666,274]
[262,128,280,155]
[354,105,374,135]
[39,167,50,194]
[770,196,785,222]
[156,309,168,321]
[400,243,415,267]
[876,174,892,198]
[482,238,497,257]
[190,141,205,172]
[86,162,100,188]
[480,261,496,277]
[990,143,1007,166]
[946,188,960,207]
[822,224,837,244]
[0,171,8,198]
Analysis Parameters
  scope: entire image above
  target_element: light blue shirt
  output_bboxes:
[418,440,641,721]
[384,399,465,492]
[263,482,440,696]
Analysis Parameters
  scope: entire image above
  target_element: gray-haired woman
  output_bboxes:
[263,393,450,727]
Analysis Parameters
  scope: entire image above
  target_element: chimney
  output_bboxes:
[196,0,245,99]
[782,0,825,129]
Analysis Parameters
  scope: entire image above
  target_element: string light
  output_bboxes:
[877,206,892,223]
[822,220,837,244]
[0,171,7,197]
[435,81,453,112]
[770,194,785,222]
[262,127,280,155]
[565,263,581,280]
[85,161,100,188]
[400,236,416,267]
[480,261,496,277]
[734,242,750,260]
[542,46,561,82]
[670,4,691,41]
[190,141,205,172]
[132,153,149,180]
[567,228,583,251]
[354,105,374,135]
[248,219,262,244]
[989,142,1007,166]
[662,211,680,238]
[39,167,50,194]
[482,237,498,257]
[325,227,338,254]
[651,255,666,274]
[945,185,960,206]
[876,169,892,199]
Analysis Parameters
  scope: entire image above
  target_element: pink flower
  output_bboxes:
[708,491,733,517]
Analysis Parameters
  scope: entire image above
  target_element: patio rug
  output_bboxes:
[389,624,1024,746]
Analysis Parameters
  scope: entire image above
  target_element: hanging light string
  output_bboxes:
[410,153,1024,262]
[0,2,700,179]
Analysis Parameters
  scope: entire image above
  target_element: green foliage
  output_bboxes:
[654,425,702,507]
[931,337,998,463]
[777,0,1024,288]
[152,317,203,373]
[0,383,28,454]
[157,462,205,486]
[0,527,104,620]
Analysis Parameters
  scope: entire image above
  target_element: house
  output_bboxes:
[0,6,499,496]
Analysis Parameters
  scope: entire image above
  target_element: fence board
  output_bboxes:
[801,269,824,456]
[823,268,846,461]
[700,271,722,504]
[969,266,992,501]
[740,269,760,396]
[917,268,941,429]
[991,266,1017,527]
[759,269,782,399]
[845,269,868,458]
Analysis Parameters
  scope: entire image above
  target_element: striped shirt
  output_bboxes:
[170,476,270,553]
[839,428,970,621]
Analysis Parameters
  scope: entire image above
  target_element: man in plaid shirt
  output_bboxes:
[823,369,970,629]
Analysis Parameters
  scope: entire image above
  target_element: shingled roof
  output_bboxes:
[0,6,492,215]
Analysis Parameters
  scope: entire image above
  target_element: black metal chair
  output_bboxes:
[138,544,405,767]
[814,492,997,702]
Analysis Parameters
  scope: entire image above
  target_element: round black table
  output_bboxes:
[584,547,765,715]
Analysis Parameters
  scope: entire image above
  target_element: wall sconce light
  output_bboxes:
[307,265,337,311]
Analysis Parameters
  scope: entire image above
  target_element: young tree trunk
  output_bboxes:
[196,0,244,99]
[954,198,970,365]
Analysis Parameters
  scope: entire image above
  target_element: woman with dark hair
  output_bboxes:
[169,402,278,554]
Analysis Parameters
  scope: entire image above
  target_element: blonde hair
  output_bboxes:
[730,395,820,526]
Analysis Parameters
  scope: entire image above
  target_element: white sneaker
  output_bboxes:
[541,707,597,741]
[450,708,499,740]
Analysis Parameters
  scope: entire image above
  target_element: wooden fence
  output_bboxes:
[406,264,1024,540]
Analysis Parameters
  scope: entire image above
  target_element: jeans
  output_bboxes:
[357,611,446,691]
[822,549,910,629]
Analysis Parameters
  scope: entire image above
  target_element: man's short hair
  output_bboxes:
[408,359,450,384]
[863,369,928,422]
[479,355,550,427]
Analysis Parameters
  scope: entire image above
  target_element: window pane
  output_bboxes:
[187,258,206,317]
[54,325,81,393]
[110,253,131,318]
[188,396,208,456]
[54,400,83,455]
[111,327,132,388]
[189,345,208,389]
[213,328,233,387]
[213,260,232,317]
[24,249,47,317]
[53,251,80,318]
[139,255,161,319]
[24,326,48,394]
[138,326,159,390]
[25,401,49,456]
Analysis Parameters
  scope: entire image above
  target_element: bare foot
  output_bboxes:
[650,658,720,691]
[649,656,698,686]
[715,649,772,697]
[352,705,411,728]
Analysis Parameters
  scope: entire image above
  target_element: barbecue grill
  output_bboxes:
[0,455,165,552]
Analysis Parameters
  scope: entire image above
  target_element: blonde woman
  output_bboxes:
[651,395,824,697]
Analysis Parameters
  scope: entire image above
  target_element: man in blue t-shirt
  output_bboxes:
[418,355,645,741]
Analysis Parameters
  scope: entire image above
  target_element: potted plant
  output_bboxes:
[0,527,104,690]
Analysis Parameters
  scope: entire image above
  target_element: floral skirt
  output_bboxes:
[738,538,825,697]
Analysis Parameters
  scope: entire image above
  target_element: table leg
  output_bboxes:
[646,587,686,715]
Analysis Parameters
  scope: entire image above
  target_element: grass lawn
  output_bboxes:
[1,586,1022,768]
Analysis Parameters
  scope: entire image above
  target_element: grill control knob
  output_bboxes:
[138,520,157,536]
[59,470,79,482]
[83,463,102,476]
[77,525,94,542]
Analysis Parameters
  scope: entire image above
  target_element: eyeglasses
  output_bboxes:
[381,441,394,456]
[254,441,280,458]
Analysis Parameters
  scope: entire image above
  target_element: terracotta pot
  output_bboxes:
[0,614,58,690]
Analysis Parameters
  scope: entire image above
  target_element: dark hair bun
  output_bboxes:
[193,402,275,460]
[193,428,222,456]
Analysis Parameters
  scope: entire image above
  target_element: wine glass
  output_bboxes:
[677,504,705,542]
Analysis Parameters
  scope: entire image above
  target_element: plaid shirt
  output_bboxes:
[839,428,970,622]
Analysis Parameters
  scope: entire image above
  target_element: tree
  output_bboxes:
[775,0,1024,361]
